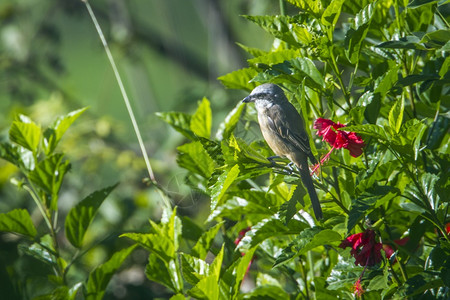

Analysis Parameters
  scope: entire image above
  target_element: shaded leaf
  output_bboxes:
[192,222,223,259]
[0,209,37,238]
[86,245,137,300]
[65,183,118,248]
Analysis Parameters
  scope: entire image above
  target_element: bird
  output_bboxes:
[242,83,322,220]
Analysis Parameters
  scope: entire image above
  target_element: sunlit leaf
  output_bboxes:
[156,111,196,141]
[29,154,71,210]
[65,183,118,248]
[0,209,37,238]
[86,245,137,300]
[388,98,404,133]
[180,253,210,286]
[210,164,240,211]
[9,116,41,153]
[218,67,258,90]
[177,141,215,178]
[216,102,245,140]
[191,98,212,139]
[322,0,345,27]
[43,107,87,155]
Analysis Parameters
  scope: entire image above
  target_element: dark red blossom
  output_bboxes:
[314,118,365,157]
[446,223,450,235]
[339,229,383,267]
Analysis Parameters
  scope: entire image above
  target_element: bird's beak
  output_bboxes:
[242,96,252,103]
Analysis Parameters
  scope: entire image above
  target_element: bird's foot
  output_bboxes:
[267,155,281,166]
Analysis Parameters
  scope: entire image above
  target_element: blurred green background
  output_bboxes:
[0,0,290,298]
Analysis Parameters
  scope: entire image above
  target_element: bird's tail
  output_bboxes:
[299,166,322,220]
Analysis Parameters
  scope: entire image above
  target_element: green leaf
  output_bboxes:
[9,115,41,153]
[86,245,137,300]
[345,2,375,63]
[247,49,301,66]
[216,102,245,140]
[177,141,215,178]
[374,65,399,97]
[367,274,389,290]
[408,0,438,8]
[180,253,210,286]
[218,67,258,90]
[190,98,212,139]
[376,35,425,50]
[231,247,257,298]
[187,246,224,300]
[284,0,323,15]
[156,111,197,141]
[210,165,240,211]
[274,228,342,267]
[43,107,87,155]
[322,0,345,27]
[65,183,118,248]
[192,222,223,259]
[121,207,181,262]
[420,29,450,48]
[348,187,399,231]
[29,154,71,210]
[146,254,183,293]
[0,209,37,237]
[388,98,404,133]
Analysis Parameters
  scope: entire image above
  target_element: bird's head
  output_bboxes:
[242,83,287,105]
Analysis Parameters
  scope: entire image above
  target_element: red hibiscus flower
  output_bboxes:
[314,118,365,158]
[339,229,383,267]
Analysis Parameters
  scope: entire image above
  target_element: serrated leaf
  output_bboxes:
[177,141,215,178]
[156,111,197,140]
[216,102,245,140]
[192,222,223,259]
[210,164,240,211]
[345,2,375,63]
[180,253,210,286]
[146,254,183,293]
[231,247,257,298]
[43,107,87,155]
[284,0,323,15]
[274,228,341,267]
[247,49,301,66]
[376,35,425,50]
[9,117,41,153]
[218,67,258,90]
[388,98,404,133]
[65,183,118,248]
[191,98,212,139]
[0,209,37,238]
[348,187,399,231]
[29,154,71,210]
[86,245,137,300]
[322,0,345,27]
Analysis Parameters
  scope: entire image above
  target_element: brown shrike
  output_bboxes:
[242,83,322,220]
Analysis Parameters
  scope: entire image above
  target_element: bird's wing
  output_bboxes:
[265,102,316,162]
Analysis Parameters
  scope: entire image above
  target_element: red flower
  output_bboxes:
[314,118,365,158]
[446,223,450,235]
[339,229,383,267]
